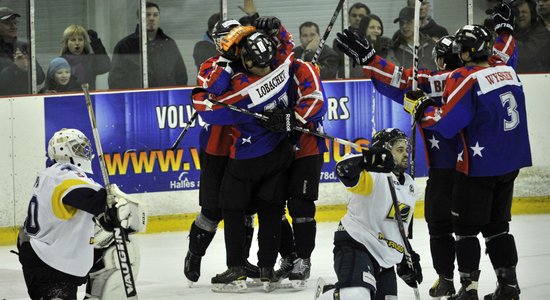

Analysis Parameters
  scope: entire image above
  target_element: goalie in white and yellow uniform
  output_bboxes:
[17,128,146,300]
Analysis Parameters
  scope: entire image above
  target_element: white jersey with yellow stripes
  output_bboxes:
[24,162,103,277]
[340,167,419,269]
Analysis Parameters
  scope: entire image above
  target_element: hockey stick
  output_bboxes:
[203,97,366,151]
[410,0,423,179]
[170,107,198,151]
[312,0,346,64]
[82,84,139,299]
[386,175,421,300]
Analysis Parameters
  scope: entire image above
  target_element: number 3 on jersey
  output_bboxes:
[25,196,40,235]
[500,92,520,131]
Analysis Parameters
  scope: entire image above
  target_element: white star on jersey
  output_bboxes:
[457,150,464,162]
[470,142,485,157]
[241,136,252,144]
[428,135,440,149]
[204,123,210,131]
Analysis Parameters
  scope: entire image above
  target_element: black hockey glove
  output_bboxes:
[396,251,423,288]
[253,16,281,36]
[261,107,296,133]
[87,29,99,42]
[335,29,376,66]
[489,2,515,34]
[403,90,437,127]
[360,148,395,173]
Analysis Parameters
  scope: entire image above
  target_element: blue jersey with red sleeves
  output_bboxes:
[289,59,327,159]
[421,63,531,176]
[193,54,295,159]
[358,32,517,170]
[195,25,295,156]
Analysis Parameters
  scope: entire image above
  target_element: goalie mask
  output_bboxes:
[48,128,94,173]
[452,24,493,61]
[241,32,276,71]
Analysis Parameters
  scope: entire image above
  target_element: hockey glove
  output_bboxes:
[403,90,436,127]
[360,148,395,173]
[489,2,515,34]
[87,29,99,42]
[99,184,147,233]
[261,107,296,133]
[396,251,423,288]
[335,29,376,66]
[253,16,281,36]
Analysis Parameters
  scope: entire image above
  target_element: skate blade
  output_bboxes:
[314,277,326,300]
[187,279,195,288]
[211,280,247,293]
[262,281,294,292]
[291,279,307,289]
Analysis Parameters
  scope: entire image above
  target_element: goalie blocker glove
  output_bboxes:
[260,107,296,133]
[253,16,281,36]
[403,90,437,127]
[360,148,395,173]
[396,250,423,288]
[335,29,376,66]
[98,184,147,233]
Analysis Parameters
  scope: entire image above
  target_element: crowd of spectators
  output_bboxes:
[1,0,549,97]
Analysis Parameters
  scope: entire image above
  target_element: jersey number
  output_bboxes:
[500,92,520,131]
[25,196,40,235]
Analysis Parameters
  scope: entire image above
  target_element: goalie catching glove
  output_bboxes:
[396,251,423,288]
[360,148,395,173]
[98,184,147,233]
[403,90,437,127]
[260,107,297,133]
[335,29,376,66]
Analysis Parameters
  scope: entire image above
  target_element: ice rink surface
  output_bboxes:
[2,214,550,299]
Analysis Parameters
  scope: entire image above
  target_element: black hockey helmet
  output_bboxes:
[241,32,276,70]
[452,24,494,61]
[433,35,463,70]
[370,128,409,151]
[212,19,241,58]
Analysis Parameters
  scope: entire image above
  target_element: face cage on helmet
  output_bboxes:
[68,138,94,161]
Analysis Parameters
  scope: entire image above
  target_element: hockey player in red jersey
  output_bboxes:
[405,18,531,300]
[315,128,421,300]
[17,128,145,300]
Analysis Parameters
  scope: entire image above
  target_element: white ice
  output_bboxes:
[2,214,550,299]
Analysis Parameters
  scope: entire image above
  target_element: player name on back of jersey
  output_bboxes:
[247,62,291,107]
[476,65,520,94]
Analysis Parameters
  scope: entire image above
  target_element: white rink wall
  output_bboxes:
[1,74,549,228]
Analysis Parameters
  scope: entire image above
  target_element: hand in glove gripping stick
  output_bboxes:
[99,184,147,233]
[403,90,437,127]
[396,251,423,288]
[260,107,297,133]
[335,29,376,66]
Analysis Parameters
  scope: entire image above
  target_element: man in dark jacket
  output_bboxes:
[0,7,45,96]
[192,13,220,74]
[294,21,339,79]
[109,2,187,89]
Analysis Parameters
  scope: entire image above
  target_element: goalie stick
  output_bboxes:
[201,95,367,152]
[386,175,421,300]
[82,84,139,299]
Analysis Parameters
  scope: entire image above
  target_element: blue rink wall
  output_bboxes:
[1,75,550,244]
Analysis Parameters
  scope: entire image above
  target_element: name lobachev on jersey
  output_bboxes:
[338,154,419,268]
[24,162,103,277]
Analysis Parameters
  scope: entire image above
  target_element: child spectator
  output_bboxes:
[41,57,80,93]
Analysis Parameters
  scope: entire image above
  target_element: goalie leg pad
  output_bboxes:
[87,236,140,299]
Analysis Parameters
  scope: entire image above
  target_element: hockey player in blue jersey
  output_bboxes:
[405,22,531,299]
[17,128,146,300]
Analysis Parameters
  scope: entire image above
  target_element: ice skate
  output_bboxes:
[430,274,456,299]
[211,266,247,293]
[274,254,296,280]
[449,271,480,300]
[245,260,261,285]
[184,251,201,287]
[289,257,311,289]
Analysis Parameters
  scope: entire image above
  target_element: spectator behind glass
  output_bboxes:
[41,57,80,93]
[350,14,398,78]
[395,1,448,42]
[109,1,188,89]
[392,6,436,70]
[193,13,220,73]
[513,0,538,40]
[294,21,339,79]
[0,7,45,96]
[333,2,371,78]
[60,25,111,90]
[514,0,550,72]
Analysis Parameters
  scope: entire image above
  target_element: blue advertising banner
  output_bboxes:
[44,81,427,193]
